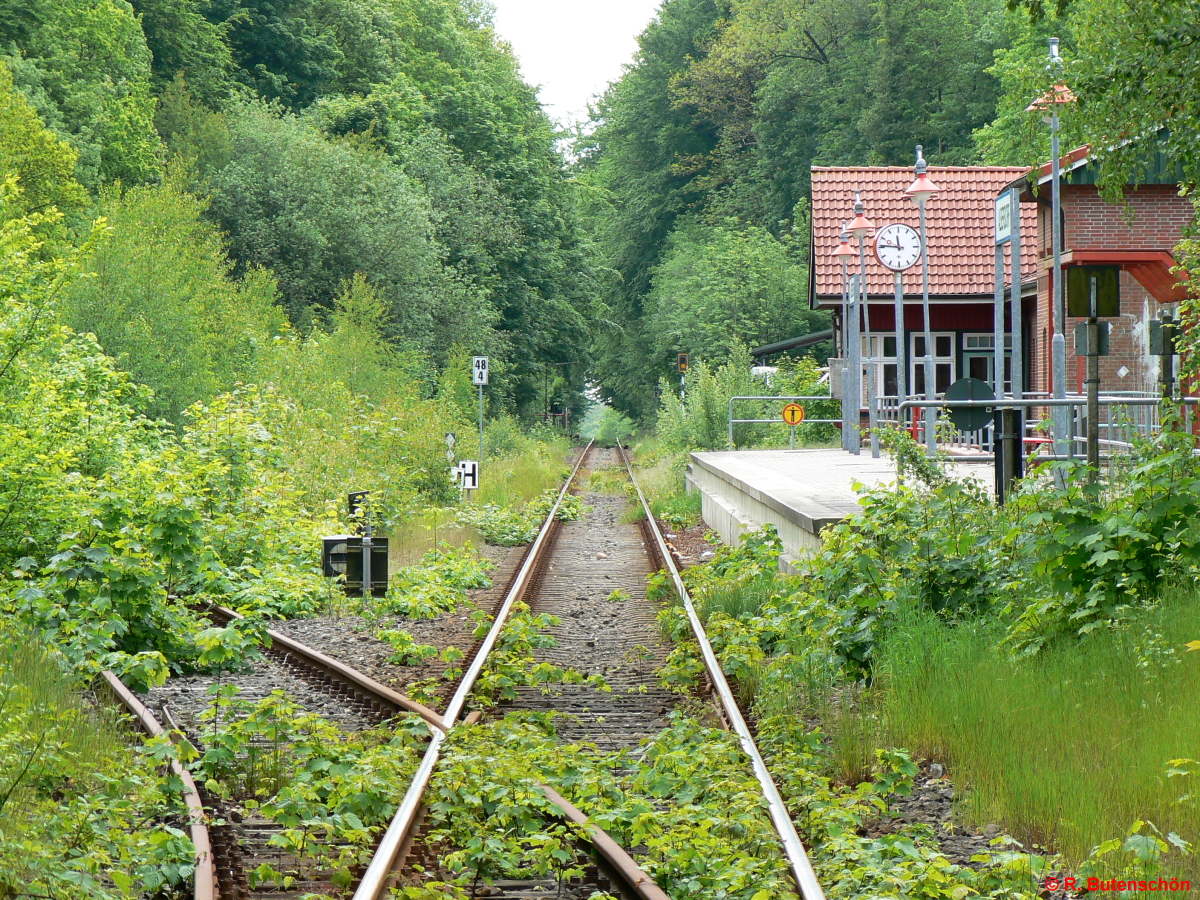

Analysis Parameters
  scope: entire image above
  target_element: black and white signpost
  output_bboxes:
[472,356,488,479]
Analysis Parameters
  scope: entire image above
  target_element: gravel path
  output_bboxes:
[145,655,374,733]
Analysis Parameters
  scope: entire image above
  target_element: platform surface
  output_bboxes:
[690,449,993,536]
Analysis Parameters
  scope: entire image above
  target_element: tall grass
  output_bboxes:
[0,634,132,853]
[878,596,1200,878]
[474,433,571,508]
[388,433,571,566]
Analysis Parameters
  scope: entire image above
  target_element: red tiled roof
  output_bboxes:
[811,166,1039,300]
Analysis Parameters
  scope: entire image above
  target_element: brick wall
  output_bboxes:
[1064,185,1192,252]
[1028,183,1188,397]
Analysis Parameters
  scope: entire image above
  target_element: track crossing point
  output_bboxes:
[782,403,806,426]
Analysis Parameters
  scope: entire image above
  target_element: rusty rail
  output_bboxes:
[352,441,666,899]
[615,441,826,900]
[100,671,217,900]
[207,605,444,730]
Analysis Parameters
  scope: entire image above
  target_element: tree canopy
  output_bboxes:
[579,0,1012,417]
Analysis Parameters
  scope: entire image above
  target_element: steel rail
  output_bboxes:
[353,441,599,899]
[616,442,826,900]
[100,671,216,900]
[208,605,444,730]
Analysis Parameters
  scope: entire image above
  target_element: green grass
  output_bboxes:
[388,507,484,568]
[388,435,572,566]
[0,633,191,895]
[697,573,775,623]
[877,595,1200,880]
[474,434,571,508]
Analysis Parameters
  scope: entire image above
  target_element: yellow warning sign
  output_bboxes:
[782,403,806,426]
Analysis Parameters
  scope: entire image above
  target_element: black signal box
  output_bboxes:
[1067,266,1120,318]
[322,535,388,596]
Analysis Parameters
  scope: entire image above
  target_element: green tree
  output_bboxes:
[0,61,88,224]
[0,0,163,187]
[861,0,1006,163]
[128,0,235,101]
[203,0,343,109]
[647,218,824,363]
[62,182,286,422]
[207,103,491,356]
[579,0,728,419]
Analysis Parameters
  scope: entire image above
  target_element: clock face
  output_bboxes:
[874,223,922,272]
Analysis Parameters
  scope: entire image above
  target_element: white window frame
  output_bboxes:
[910,332,956,396]
[862,335,899,398]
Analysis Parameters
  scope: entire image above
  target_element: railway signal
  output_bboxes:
[677,352,689,373]
[455,459,479,491]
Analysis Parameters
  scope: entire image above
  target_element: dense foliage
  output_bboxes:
[655,416,1200,885]
[0,634,196,898]
[0,0,595,415]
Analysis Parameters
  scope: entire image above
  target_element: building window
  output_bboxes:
[963,333,1013,392]
[911,332,955,395]
[863,335,898,397]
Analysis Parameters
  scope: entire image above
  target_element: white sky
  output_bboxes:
[490,0,663,126]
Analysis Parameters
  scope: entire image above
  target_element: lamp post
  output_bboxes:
[1028,38,1072,457]
[904,146,941,454]
[849,192,877,457]
[832,223,857,452]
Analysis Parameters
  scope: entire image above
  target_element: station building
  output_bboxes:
[809,148,1190,403]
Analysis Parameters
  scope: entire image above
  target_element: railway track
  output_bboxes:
[355,442,827,900]
[101,439,825,900]
[101,603,445,900]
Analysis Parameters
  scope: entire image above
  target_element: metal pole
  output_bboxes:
[841,259,852,451]
[478,382,484,475]
[1049,38,1068,456]
[894,271,907,410]
[994,242,1005,399]
[858,232,879,458]
[1162,312,1176,400]
[362,516,373,603]
[846,273,862,454]
[1011,191,1023,399]
[1086,276,1100,477]
[919,197,935,453]
[790,425,796,450]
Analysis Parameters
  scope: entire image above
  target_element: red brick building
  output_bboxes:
[809,165,1037,399]
[1005,148,1189,396]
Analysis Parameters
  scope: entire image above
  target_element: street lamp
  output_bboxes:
[849,192,878,457]
[1027,37,1074,457]
[832,221,858,452]
[904,145,941,453]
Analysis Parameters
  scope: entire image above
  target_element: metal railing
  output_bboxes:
[892,396,1164,460]
[727,395,838,450]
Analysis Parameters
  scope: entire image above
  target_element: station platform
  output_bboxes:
[687,449,992,572]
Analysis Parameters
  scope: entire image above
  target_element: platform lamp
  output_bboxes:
[848,192,878,457]
[1027,38,1075,458]
[832,221,858,452]
[903,146,941,453]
